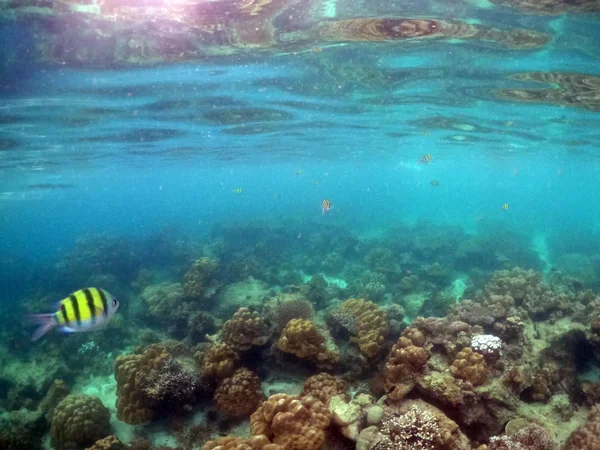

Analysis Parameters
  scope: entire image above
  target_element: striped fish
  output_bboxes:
[27,288,119,341]
[502,203,510,210]
[419,153,432,164]
[322,198,331,215]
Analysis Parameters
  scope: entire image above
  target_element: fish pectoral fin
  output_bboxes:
[59,327,76,333]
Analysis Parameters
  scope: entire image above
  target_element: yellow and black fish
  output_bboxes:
[233,187,243,194]
[27,288,119,341]
[430,180,439,187]
[322,198,331,214]
[502,203,509,210]
[296,169,304,175]
[312,47,323,53]
[419,154,432,164]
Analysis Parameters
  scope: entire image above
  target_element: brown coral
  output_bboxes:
[250,394,331,450]
[276,318,340,369]
[222,307,272,351]
[450,347,488,386]
[200,343,241,380]
[564,410,600,450]
[383,327,431,401]
[85,435,124,450]
[183,257,218,298]
[202,435,282,450]
[51,394,111,450]
[303,373,349,405]
[114,344,169,424]
[214,368,265,418]
[338,298,389,359]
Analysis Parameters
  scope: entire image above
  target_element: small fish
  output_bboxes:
[26,288,119,341]
[314,180,320,185]
[312,47,323,53]
[233,187,243,194]
[502,203,509,210]
[296,169,304,175]
[419,154,432,164]
[430,180,439,187]
[322,198,331,214]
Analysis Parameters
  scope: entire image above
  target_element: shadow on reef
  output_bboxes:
[4,222,600,449]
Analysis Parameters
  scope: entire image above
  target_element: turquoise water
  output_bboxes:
[1,1,600,449]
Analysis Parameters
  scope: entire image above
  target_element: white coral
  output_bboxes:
[471,334,502,357]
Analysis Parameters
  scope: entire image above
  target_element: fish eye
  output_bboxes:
[112,298,118,307]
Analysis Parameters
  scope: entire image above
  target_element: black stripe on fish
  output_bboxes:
[70,294,81,326]
[84,288,96,325]
[98,289,108,317]
[61,303,69,326]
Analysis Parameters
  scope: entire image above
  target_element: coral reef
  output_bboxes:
[85,435,125,450]
[383,328,431,401]
[51,394,111,450]
[450,347,488,386]
[214,368,265,417]
[250,394,331,450]
[183,257,218,298]
[302,373,349,405]
[114,343,202,424]
[222,307,272,351]
[337,298,389,359]
[199,343,241,380]
[276,318,340,369]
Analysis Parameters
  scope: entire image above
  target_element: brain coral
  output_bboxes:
[250,393,331,450]
[200,343,241,380]
[338,298,389,358]
[222,307,272,351]
[276,318,340,369]
[383,327,431,401]
[450,347,488,386]
[214,368,265,417]
[202,435,282,450]
[51,394,111,450]
[303,373,349,405]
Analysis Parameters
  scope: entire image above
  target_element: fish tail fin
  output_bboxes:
[26,314,57,342]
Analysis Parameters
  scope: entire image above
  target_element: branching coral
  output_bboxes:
[222,307,272,351]
[141,357,198,404]
[250,394,331,450]
[303,373,349,405]
[337,298,389,359]
[114,344,169,424]
[276,318,340,369]
[199,343,240,380]
[51,394,111,450]
[383,328,431,401]
[371,406,443,450]
[450,347,488,386]
[264,293,314,331]
[115,343,201,424]
[214,368,265,417]
[488,424,554,450]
